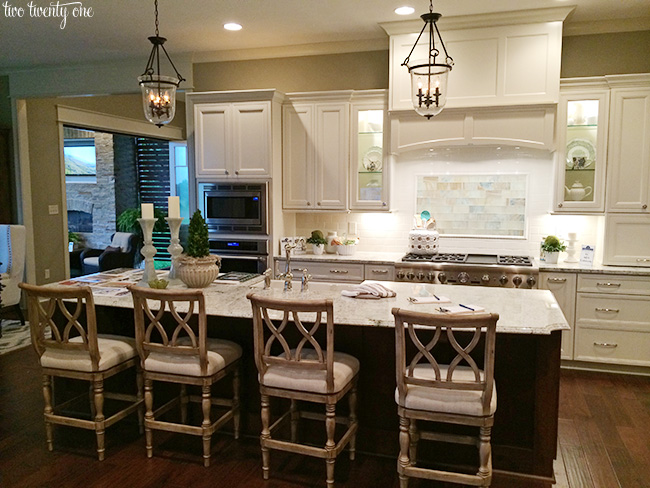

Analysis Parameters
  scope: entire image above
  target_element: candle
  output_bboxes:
[168,196,180,218]
[141,203,154,220]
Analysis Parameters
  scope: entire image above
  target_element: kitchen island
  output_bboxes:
[85,276,568,484]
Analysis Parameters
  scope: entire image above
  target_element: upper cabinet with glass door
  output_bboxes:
[554,83,609,212]
[350,92,389,211]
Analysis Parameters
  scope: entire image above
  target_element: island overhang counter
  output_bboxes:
[89,279,568,484]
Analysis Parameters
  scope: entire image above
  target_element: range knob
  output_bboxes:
[458,272,470,284]
[416,272,425,281]
[406,271,415,281]
[499,275,509,286]
[426,272,436,282]
[396,270,406,280]
[482,274,490,284]
[438,272,447,284]
[527,275,537,288]
[512,275,523,287]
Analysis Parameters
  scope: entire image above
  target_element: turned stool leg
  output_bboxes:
[201,384,212,467]
[398,416,411,488]
[144,378,154,459]
[42,375,54,452]
[93,378,106,461]
[325,403,336,487]
[180,384,189,424]
[478,425,493,485]
[260,394,271,480]
[233,368,241,440]
[290,399,299,443]
[348,384,358,461]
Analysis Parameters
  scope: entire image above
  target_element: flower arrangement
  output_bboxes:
[541,235,567,253]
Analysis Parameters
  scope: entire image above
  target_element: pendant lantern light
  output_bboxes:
[138,0,185,127]
[402,0,454,119]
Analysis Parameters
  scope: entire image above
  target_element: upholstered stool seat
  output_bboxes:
[19,283,143,461]
[40,335,138,372]
[144,337,242,377]
[130,286,241,467]
[262,349,360,394]
[247,293,359,487]
[396,364,497,416]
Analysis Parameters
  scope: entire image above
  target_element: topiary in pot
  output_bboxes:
[541,235,566,264]
[177,210,220,288]
[305,230,327,254]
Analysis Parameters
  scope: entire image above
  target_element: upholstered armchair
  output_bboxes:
[0,225,27,335]
[80,232,140,275]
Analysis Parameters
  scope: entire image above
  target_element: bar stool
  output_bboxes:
[247,292,359,487]
[130,286,242,467]
[392,307,499,487]
[19,283,144,460]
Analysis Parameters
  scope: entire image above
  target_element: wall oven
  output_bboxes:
[198,182,267,234]
[209,237,269,274]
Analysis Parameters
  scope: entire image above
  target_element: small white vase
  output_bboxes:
[178,255,220,288]
[543,251,559,264]
[312,243,325,255]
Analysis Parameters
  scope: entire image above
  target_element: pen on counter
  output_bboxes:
[459,304,475,311]
[433,294,439,300]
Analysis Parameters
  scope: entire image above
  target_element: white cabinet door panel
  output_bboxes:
[606,89,650,212]
[195,104,229,177]
[315,104,348,209]
[232,103,270,177]
[603,214,650,266]
[283,104,314,209]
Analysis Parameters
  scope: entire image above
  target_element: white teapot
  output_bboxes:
[565,181,593,201]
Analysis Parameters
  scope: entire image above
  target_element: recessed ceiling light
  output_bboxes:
[395,6,415,15]
[224,23,242,31]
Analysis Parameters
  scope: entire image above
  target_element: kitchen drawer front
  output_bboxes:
[364,264,395,281]
[574,327,650,366]
[577,294,650,327]
[281,260,364,283]
[577,274,650,296]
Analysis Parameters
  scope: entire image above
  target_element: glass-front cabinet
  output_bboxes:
[554,85,609,212]
[350,93,389,210]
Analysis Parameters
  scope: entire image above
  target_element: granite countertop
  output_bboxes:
[277,251,404,265]
[87,277,569,336]
[538,260,650,276]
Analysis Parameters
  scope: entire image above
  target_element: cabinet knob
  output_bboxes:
[307,201,311,206]
[317,202,321,206]
[558,203,563,208]
[643,204,648,209]
[382,202,387,206]
[235,170,239,175]
[225,170,229,175]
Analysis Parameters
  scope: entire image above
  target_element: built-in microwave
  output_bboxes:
[198,182,267,234]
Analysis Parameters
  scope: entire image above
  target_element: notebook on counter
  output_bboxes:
[215,271,260,284]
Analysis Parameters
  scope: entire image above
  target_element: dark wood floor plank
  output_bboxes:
[574,417,621,488]
[560,443,596,488]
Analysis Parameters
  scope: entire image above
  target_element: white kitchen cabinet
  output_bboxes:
[194,101,270,178]
[383,17,564,112]
[603,213,650,267]
[283,93,349,210]
[350,92,389,210]
[187,90,283,181]
[574,274,650,367]
[606,86,650,213]
[554,82,609,212]
[364,264,395,282]
[540,272,577,360]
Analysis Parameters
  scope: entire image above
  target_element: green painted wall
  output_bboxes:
[0,76,11,129]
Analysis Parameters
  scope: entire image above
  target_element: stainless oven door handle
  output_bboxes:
[215,254,267,261]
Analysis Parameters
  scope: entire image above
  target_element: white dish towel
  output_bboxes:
[341,282,396,299]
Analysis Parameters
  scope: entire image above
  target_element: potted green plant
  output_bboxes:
[540,235,567,264]
[177,210,220,288]
[305,230,327,255]
[68,231,83,251]
[117,207,166,235]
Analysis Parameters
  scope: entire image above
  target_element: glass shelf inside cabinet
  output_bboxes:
[564,100,599,203]
[357,109,384,202]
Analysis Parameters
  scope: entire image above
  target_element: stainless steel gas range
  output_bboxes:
[395,253,538,289]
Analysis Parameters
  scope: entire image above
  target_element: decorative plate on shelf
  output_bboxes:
[362,146,383,172]
[566,139,596,169]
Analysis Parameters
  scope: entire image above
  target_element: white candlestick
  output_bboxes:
[168,196,180,218]
[141,203,154,219]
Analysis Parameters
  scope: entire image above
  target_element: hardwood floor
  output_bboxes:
[1,348,649,487]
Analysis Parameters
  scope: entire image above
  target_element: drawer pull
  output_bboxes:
[596,282,621,288]
[595,307,620,313]
[594,342,618,348]
[636,258,650,263]
[329,269,349,274]
[371,269,389,274]
[548,277,567,283]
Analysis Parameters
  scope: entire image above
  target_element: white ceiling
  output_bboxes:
[1,0,649,71]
